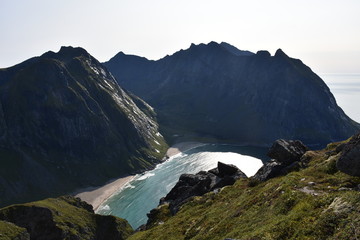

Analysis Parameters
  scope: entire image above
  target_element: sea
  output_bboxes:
[97,145,268,228]
[320,73,360,123]
[97,73,360,229]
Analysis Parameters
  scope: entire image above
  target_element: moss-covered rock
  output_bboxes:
[0,196,133,240]
[0,221,29,240]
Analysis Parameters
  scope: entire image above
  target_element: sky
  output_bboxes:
[1,0,360,74]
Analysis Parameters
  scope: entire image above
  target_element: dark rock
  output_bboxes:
[217,161,241,177]
[162,172,218,205]
[337,133,360,176]
[95,215,133,240]
[212,175,237,189]
[253,160,284,181]
[208,167,220,176]
[159,162,246,215]
[281,161,301,174]
[267,139,309,165]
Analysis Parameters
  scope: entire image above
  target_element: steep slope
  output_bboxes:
[104,42,359,145]
[0,196,133,240]
[0,47,167,207]
[129,137,360,240]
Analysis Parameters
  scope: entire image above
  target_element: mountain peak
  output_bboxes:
[274,48,288,58]
[41,46,90,62]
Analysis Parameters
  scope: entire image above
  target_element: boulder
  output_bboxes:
[253,160,284,182]
[267,139,309,165]
[217,162,242,177]
[337,133,360,176]
[159,162,246,214]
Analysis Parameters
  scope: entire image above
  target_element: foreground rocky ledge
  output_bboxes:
[0,196,133,240]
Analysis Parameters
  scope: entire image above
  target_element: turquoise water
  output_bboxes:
[97,144,268,228]
[321,73,360,123]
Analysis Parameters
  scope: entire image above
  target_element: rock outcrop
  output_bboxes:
[267,139,309,165]
[159,162,246,215]
[0,196,133,240]
[253,139,308,181]
[337,133,360,176]
[104,41,359,145]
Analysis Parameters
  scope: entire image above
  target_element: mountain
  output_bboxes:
[0,47,167,207]
[104,41,360,145]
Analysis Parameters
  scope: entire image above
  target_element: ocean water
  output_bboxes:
[320,73,360,123]
[97,144,268,228]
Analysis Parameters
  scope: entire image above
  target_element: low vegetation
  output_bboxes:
[130,140,360,240]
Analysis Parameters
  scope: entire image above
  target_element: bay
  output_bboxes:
[97,144,268,229]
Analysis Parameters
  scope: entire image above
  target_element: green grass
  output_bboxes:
[129,140,360,240]
[0,196,134,240]
[0,221,29,240]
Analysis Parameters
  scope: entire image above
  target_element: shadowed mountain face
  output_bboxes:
[0,47,166,207]
[104,41,359,145]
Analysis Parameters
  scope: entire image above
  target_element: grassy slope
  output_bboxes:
[0,196,133,239]
[0,221,29,240]
[130,140,360,240]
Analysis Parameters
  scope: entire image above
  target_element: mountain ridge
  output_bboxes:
[104,41,359,146]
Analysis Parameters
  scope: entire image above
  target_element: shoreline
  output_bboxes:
[74,175,135,212]
[74,141,205,212]
[165,141,206,158]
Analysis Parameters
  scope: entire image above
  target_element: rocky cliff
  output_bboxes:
[104,41,359,145]
[0,47,167,207]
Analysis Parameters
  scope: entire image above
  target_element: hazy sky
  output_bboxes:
[1,0,360,73]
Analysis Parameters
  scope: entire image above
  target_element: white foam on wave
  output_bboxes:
[137,172,155,181]
[98,204,111,211]
[124,183,135,189]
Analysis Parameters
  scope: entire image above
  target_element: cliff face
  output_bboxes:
[104,42,359,145]
[0,47,167,207]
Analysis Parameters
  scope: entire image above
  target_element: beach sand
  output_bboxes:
[166,141,206,158]
[75,142,204,212]
[75,175,135,211]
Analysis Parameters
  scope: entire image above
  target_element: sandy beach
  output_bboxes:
[75,175,135,211]
[166,141,206,158]
[75,142,204,212]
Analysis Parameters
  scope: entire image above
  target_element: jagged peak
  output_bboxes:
[41,46,92,63]
[274,48,289,58]
[256,50,271,58]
